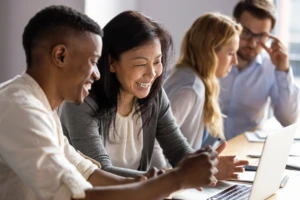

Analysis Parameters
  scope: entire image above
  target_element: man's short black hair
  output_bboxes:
[22,5,103,67]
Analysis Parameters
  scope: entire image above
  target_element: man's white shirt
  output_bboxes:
[0,73,99,200]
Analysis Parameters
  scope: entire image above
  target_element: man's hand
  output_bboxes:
[214,142,249,180]
[134,168,165,182]
[260,35,289,72]
[175,148,219,190]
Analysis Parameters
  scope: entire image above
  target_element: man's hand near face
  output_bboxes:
[260,35,290,72]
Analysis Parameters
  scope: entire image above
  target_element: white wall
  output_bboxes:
[138,0,239,58]
[85,0,138,28]
[0,0,85,82]
[0,0,239,82]
[83,0,239,69]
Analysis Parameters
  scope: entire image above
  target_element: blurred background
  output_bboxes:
[0,0,299,83]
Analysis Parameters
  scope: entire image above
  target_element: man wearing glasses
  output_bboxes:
[219,0,300,140]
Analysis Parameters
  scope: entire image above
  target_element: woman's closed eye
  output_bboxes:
[134,63,147,67]
[228,50,237,56]
[154,61,162,65]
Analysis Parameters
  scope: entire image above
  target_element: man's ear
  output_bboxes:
[109,56,116,73]
[52,44,67,68]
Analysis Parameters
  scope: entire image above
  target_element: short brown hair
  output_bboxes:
[233,0,276,30]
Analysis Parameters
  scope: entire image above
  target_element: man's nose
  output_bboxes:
[248,36,259,47]
[93,66,100,80]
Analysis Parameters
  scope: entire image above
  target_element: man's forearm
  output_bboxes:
[79,170,181,200]
[88,169,136,186]
[81,147,220,200]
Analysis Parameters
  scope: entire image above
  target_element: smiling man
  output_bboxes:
[219,0,300,139]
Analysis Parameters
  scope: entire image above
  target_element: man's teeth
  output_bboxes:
[136,82,150,88]
[85,83,91,90]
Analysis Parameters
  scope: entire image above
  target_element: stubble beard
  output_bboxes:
[237,49,254,63]
[236,49,256,70]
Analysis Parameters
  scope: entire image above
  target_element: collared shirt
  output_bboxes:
[0,73,99,200]
[219,51,300,140]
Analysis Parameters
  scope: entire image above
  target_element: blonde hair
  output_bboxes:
[176,13,242,139]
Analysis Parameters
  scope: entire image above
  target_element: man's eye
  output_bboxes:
[244,30,252,35]
[258,34,267,39]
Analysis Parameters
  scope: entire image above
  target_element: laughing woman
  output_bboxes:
[60,11,248,180]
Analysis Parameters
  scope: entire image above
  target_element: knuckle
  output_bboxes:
[197,153,207,161]
[208,176,214,184]
[214,168,219,175]
[204,152,211,159]
[208,169,213,177]
[207,161,213,168]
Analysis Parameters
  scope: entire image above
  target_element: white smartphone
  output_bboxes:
[255,130,268,139]
[212,140,226,150]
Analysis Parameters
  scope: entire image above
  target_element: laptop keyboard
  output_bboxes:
[207,184,252,200]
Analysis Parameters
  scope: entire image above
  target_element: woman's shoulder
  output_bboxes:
[164,67,205,95]
[84,95,99,109]
[61,95,98,114]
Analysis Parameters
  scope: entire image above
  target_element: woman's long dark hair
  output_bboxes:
[89,10,173,142]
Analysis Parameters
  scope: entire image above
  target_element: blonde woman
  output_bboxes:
[164,13,242,149]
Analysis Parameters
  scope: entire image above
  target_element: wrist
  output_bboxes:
[277,67,289,73]
[171,168,186,190]
[276,63,289,72]
[123,177,137,184]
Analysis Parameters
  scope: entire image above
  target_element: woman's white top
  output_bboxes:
[106,106,144,169]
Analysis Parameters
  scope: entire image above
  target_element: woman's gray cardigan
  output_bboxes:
[60,88,193,177]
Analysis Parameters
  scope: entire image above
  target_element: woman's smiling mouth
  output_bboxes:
[136,82,151,89]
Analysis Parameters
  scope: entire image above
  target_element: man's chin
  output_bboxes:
[65,97,84,105]
[73,100,83,105]
[75,96,85,104]
[237,51,256,62]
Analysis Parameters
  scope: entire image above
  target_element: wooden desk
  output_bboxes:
[222,134,300,200]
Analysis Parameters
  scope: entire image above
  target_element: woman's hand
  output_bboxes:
[214,142,249,180]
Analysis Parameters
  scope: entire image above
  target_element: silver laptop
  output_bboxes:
[172,123,298,200]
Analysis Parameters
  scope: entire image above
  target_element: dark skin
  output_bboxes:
[81,149,219,200]
[27,31,219,200]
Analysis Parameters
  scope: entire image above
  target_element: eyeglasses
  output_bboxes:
[240,26,270,43]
